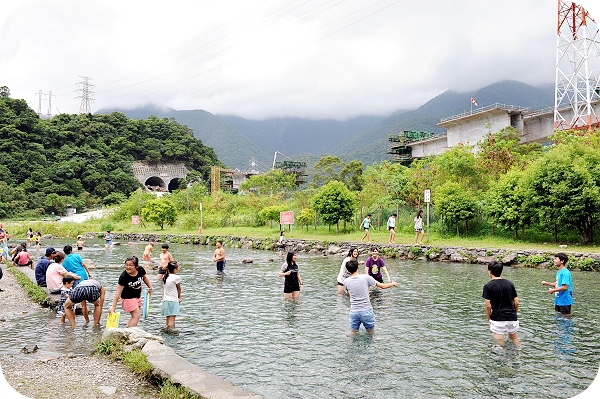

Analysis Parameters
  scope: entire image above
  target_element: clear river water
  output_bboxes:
[1,239,599,398]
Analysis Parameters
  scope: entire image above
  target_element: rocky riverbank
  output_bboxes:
[86,232,600,272]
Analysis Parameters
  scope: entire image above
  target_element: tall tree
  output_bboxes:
[312,180,356,233]
[523,138,600,244]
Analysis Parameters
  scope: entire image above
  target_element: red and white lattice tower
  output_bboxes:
[554,0,600,130]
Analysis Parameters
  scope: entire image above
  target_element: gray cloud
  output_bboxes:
[1,0,594,120]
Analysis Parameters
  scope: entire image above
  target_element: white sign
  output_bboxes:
[424,189,431,203]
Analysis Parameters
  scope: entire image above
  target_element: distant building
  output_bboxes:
[389,100,600,164]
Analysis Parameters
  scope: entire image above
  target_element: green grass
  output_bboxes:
[159,380,199,399]
[5,219,600,254]
[8,265,53,306]
[121,350,153,376]
[94,336,199,399]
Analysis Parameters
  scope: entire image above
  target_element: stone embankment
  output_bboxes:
[95,232,600,271]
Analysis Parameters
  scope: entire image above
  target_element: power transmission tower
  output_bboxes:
[76,75,95,114]
[47,91,56,116]
[35,89,43,116]
[554,0,600,131]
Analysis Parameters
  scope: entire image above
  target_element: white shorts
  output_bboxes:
[489,320,519,335]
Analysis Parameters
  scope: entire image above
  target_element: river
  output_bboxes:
[2,239,599,398]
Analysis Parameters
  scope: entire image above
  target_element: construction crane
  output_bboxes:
[272,151,291,169]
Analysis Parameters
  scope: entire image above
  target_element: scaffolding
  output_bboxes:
[388,130,436,165]
[274,160,307,186]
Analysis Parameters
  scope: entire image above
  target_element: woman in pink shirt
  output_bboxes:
[15,248,33,269]
[46,252,77,294]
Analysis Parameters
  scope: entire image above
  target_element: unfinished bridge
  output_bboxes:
[132,161,189,192]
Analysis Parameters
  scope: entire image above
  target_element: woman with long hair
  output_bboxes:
[337,247,359,293]
[278,251,304,300]
[414,209,425,245]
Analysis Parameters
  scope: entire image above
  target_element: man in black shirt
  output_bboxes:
[482,261,520,347]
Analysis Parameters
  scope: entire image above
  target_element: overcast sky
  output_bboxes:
[1,0,599,120]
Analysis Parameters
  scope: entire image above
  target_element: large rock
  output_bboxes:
[502,252,518,265]
[476,256,496,264]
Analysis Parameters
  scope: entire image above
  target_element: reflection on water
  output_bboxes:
[1,239,599,398]
[554,316,576,358]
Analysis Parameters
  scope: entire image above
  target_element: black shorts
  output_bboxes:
[369,274,383,283]
[337,282,344,286]
[388,226,394,231]
[555,305,572,315]
[284,280,300,293]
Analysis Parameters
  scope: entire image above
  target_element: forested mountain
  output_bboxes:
[218,115,387,163]
[0,97,220,217]
[98,105,270,172]
[102,80,554,169]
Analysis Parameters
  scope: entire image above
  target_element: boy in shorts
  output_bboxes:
[157,243,174,280]
[343,259,397,336]
[63,279,106,327]
[542,253,573,317]
[482,261,520,347]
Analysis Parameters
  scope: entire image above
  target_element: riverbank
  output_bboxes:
[0,263,262,399]
[0,263,162,399]
[105,232,600,271]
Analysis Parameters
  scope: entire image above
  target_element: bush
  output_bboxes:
[524,254,548,268]
[578,257,598,271]
[424,247,441,257]
[409,246,423,256]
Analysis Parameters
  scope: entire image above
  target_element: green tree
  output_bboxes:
[431,144,484,192]
[258,205,288,228]
[340,160,365,191]
[240,169,297,196]
[483,170,530,238]
[296,207,316,231]
[141,197,178,229]
[476,126,542,181]
[0,86,10,98]
[43,193,68,215]
[363,161,409,210]
[312,180,356,233]
[436,181,479,236]
[312,155,345,187]
[523,139,600,244]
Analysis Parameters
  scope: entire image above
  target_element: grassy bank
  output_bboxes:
[96,337,199,399]
[3,219,600,254]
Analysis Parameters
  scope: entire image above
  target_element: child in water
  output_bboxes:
[57,275,76,324]
[161,261,182,332]
[76,235,85,251]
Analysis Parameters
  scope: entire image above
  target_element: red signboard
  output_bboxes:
[279,211,294,225]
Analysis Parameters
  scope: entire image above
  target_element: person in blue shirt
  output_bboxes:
[542,252,573,317]
[360,214,372,243]
[35,247,56,287]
